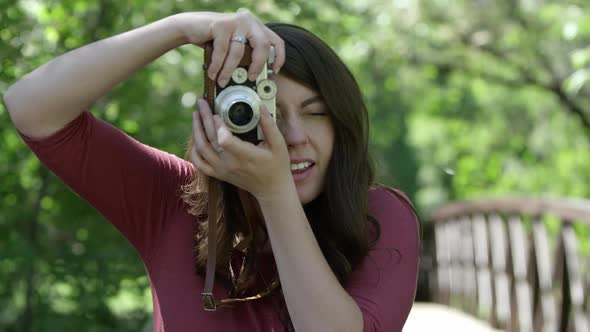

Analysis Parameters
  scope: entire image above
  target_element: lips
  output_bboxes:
[290,158,315,181]
[291,163,313,174]
[290,159,315,170]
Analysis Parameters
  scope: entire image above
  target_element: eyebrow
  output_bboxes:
[300,95,323,108]
[277,95,323,109]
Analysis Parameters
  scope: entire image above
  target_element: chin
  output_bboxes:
[296,184,321,205]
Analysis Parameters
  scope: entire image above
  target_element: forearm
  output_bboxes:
[4,13,205,138]
[258,185,363,332]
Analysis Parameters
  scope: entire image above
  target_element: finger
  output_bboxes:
[248,36,271,81]
[212,115,237,162]
[214,114,241,153]
[266,31,285,74]
[213,114,230,141]
[208,29,232,81]
[198,99,218,147]
[193,111,222,165]
[217,32,247,87]
[214,114,261,158]
[258,105,284,150]
[190,145,215,176]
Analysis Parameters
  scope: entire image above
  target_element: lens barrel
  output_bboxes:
[215,86,261,134]
[228,102,254,126]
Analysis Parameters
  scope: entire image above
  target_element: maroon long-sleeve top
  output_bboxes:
[19,111,420,331]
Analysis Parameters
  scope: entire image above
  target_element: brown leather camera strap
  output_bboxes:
[201,41,258,311]
[201,43,218,311]
[203,43,215,107]
[202,177,220,311]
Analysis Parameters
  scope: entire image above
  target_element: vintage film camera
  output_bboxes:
[203,43,277,143]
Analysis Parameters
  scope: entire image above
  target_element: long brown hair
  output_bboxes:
[181,22,380,330]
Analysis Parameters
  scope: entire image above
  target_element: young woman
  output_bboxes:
[5,10,420,332]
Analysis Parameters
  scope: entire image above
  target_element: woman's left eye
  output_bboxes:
[308,112,327,116]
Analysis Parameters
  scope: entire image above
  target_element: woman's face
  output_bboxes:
[273,74,335,204]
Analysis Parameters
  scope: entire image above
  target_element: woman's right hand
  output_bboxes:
[171,10,285,87]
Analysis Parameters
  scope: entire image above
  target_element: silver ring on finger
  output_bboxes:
[231,35,247,44]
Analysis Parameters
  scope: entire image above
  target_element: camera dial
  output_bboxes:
[231,68,248,84]
[257,79,277,100]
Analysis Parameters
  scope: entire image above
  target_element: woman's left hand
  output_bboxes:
[190,98,293,200]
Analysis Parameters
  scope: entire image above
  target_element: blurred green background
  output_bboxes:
[1,0,589,331]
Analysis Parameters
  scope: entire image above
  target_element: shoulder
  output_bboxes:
[368,184,418,221]
[369,184,415,210]
[368,184,421,247]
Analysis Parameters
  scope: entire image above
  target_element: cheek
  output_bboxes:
[312,122,335,163]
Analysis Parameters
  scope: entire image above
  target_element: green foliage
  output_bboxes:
[1,0,589,330]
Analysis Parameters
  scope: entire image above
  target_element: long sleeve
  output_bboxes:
[18,111,195,261]
[344,187,421,332]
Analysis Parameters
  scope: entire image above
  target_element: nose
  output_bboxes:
[279,114,308,147]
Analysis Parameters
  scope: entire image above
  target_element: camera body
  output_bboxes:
[203,43,277,143]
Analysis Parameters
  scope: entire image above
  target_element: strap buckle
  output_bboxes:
[202,292,217,311]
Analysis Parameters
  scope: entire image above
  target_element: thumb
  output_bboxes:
[258,105,284,149]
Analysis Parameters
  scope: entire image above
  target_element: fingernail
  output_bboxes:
[209,71,217,81]
[219,78,228,87]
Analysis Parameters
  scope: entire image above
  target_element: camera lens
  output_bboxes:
[228,102,254,126]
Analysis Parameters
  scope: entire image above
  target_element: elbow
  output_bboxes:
[3,84,36,135]
[3,85,23,125]
[3,86,16,114]
[351,305,365,332]
[335,305,365,332]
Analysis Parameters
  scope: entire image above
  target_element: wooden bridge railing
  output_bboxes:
[418,197,590,332]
